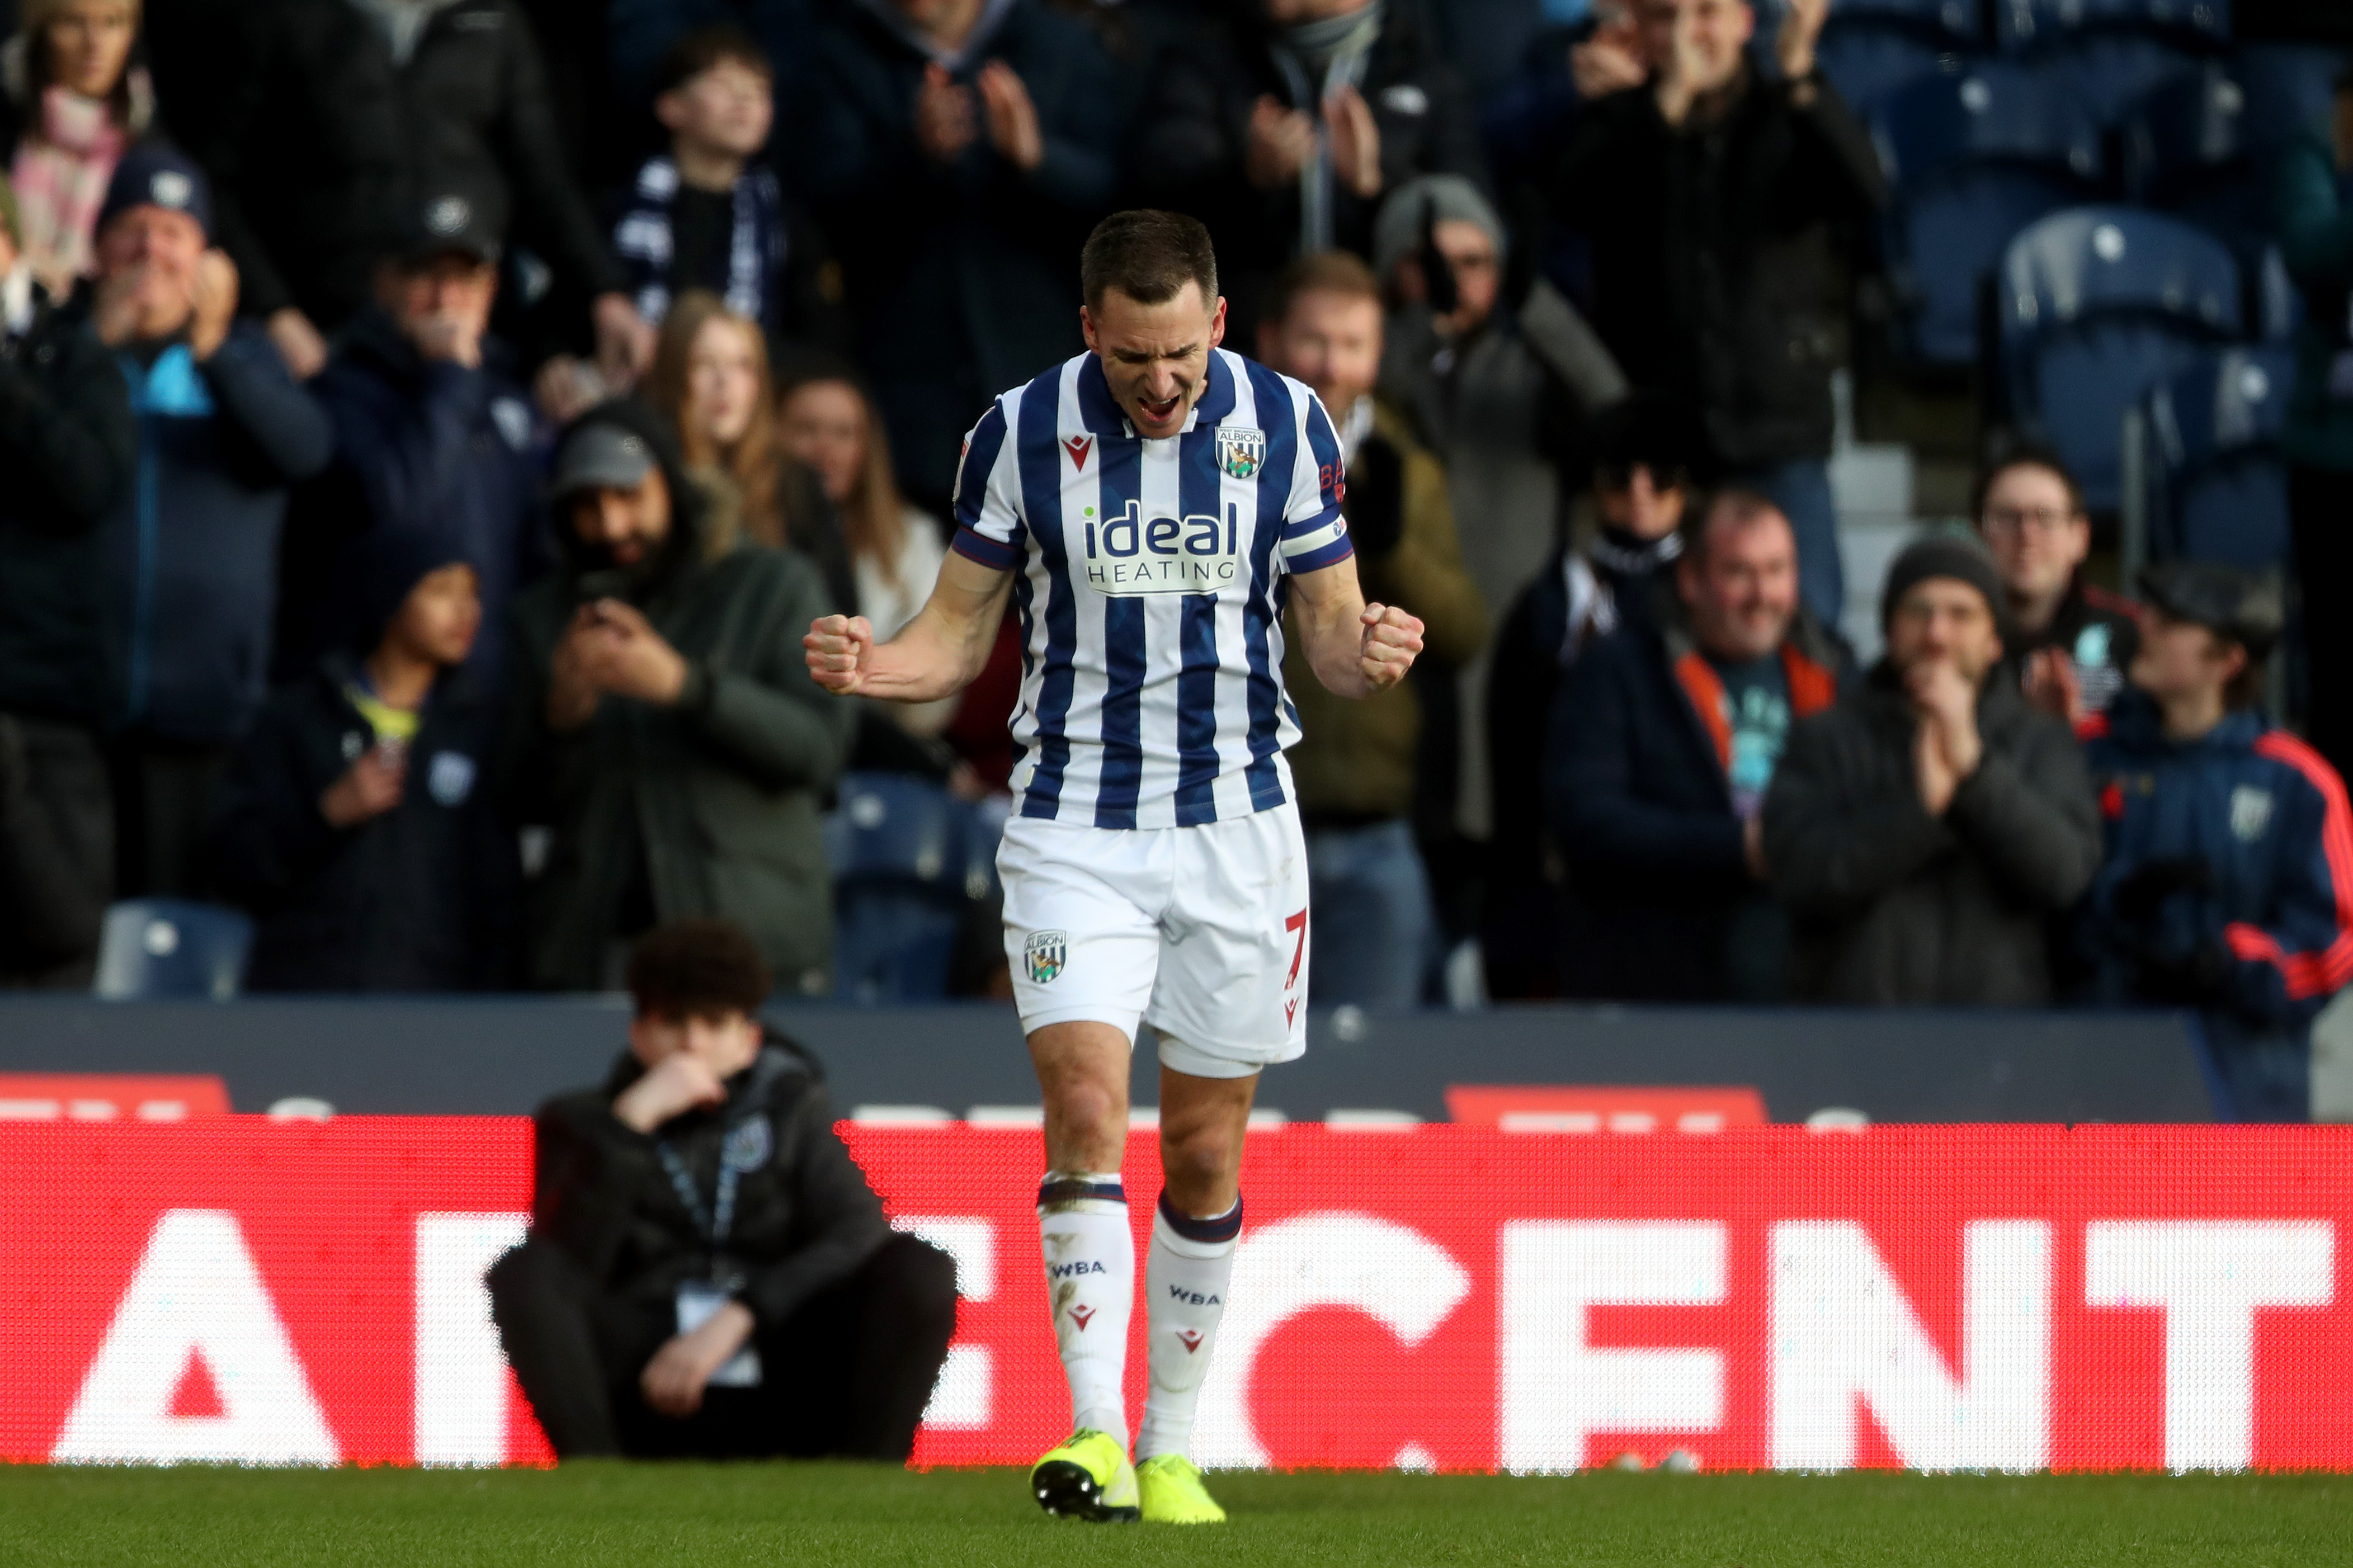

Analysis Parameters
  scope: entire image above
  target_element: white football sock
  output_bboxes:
[1036,1170,1133,1441]
[1136,1192,1241,1463]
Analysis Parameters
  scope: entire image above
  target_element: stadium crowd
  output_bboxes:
[0,0,2346,1119]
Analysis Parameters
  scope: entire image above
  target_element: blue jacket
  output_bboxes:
[2079,689,2353,1030]
[103,320,332,744]
[278,311,549,681]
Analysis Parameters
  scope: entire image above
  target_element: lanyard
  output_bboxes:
[656,1140,740,1255]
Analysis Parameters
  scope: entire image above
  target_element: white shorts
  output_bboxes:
[998,803,1311,1079]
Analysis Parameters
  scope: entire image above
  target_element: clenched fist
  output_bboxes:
[1358,602,1424,692]
[805,613,876,695]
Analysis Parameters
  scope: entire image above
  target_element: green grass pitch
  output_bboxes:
[3,1462,2347,1566]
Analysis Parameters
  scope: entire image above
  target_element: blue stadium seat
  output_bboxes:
[2144,343,2295,569]
[93,900,252,1001]
[2234,40,2347,152]
[826,773,1001,1004]
[1874,63,2101,366]
[1999,206,2242,511]
[1812,0,1982,114]
[1994,0,2224,126]
[2118,65,2266,247]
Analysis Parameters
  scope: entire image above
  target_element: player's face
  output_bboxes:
[1678,507,1797,663]
[1257,288,1381,418]
[1977,463,2088,608]
[1082,281,1228,442]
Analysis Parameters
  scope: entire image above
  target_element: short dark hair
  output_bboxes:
[1081,210,1219,312]
[1265,250,1381,328]
[1972,440,2085,522]
[652,23,772,100]
[2224,646,2268,712]
[626,919,771,1020]
[1677,487,1788,566]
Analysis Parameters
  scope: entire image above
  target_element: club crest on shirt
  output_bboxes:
[2230,785,2274,843]
[1216,426,1265,481]
[1025,930,1068,985]
[722,1114,772,1173]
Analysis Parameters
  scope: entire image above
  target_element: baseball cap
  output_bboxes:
[398,180,507,266]
[550,420,658,501]
[2137,560,2283,659]
[96,142,214,241]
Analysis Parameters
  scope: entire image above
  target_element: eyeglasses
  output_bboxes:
[1982,505,2079,533]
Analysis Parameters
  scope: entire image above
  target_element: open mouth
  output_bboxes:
[1138,393,1183,426]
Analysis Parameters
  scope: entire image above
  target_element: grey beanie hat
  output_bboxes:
[1371,174,1503,287]
[1882,531,2015,645]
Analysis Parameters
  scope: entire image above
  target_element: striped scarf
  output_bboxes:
[12,84,125,297]
[612,154,787,330]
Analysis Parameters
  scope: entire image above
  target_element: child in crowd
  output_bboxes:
[614,25,839,347]
[211,528,516,990]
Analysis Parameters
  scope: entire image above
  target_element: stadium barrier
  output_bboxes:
[7,1118,2349,1472]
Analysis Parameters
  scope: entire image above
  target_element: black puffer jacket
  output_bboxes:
[212,653,518,991]
[527,1040,890,1329]
[0,289,135,722]
[1762,664,2102,1004]
[1553,69,1882,468]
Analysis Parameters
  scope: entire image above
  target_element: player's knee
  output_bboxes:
[1159,1124,1241,1210]
[1048,1078,1126,1151]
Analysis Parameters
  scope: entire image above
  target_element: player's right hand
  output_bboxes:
[804,613,876,696]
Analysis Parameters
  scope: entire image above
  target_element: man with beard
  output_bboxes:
[506,399,853,994]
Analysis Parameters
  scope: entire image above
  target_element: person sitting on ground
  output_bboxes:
[614,25,842,350]
[1484,394,1704,997]
[505,399,853,994]
[2075,562,2349,1123]
[86,143,332,897]
[1763,532,2102,1004]
[1973,443,2138,726]
[1261,249,1485,1008]
[211,527,515,991]
[488,918,957,1460]
[643,290,851,610]
[1545,488,1842,1001]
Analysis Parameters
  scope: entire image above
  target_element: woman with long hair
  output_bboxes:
[645,290,853,609]
[777,367,944,645]
[1,0,151,298]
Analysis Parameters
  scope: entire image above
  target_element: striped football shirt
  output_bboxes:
[949,347,1353,829]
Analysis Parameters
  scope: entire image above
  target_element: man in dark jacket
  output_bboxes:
[1551,0,1882,631]
[278,181,548,684]
[85,146,334,897]
[488,919,956,1458]
[0,170,135,985]
[1763,533,2104,1004]
[790,0,1121,512]
[350,0,652,388]
[1134,0,1486,343]
[507,399,854,993]
[2077,563,2348,1122]
[213,524,516,990]
[1545,488,1841,1000]
[1974,445,2139,725]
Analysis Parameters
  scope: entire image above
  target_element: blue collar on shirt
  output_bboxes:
[118,341,214,417]
[1076,348,1239,439]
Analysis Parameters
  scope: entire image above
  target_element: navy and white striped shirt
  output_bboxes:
[950,348,1352,828]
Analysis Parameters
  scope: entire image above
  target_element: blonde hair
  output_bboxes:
[645,292,784,551]
[779,371,911,588]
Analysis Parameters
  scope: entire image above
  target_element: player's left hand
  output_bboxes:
[1357,602,1423,692]
[640,1300,755,1419]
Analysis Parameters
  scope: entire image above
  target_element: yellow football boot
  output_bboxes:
[1028,1428,1139,1522]
[1137,1453,1227,1524]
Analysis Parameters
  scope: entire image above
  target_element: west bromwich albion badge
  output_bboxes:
[1025,931,1068,985]
[1216,427,1264,481]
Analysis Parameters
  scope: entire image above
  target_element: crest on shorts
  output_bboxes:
[1024,930,1068,985]
[1216,427,1265,481]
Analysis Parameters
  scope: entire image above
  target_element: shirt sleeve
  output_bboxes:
[1276,383,1352,575]
[947,398,1027,572]
[2220,736,2353,1022]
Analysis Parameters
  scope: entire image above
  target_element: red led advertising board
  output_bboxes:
[1,1120,2348,1471]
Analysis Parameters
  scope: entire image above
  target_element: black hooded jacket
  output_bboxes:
[527,1037,890,1329]
[505,399,855,993]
